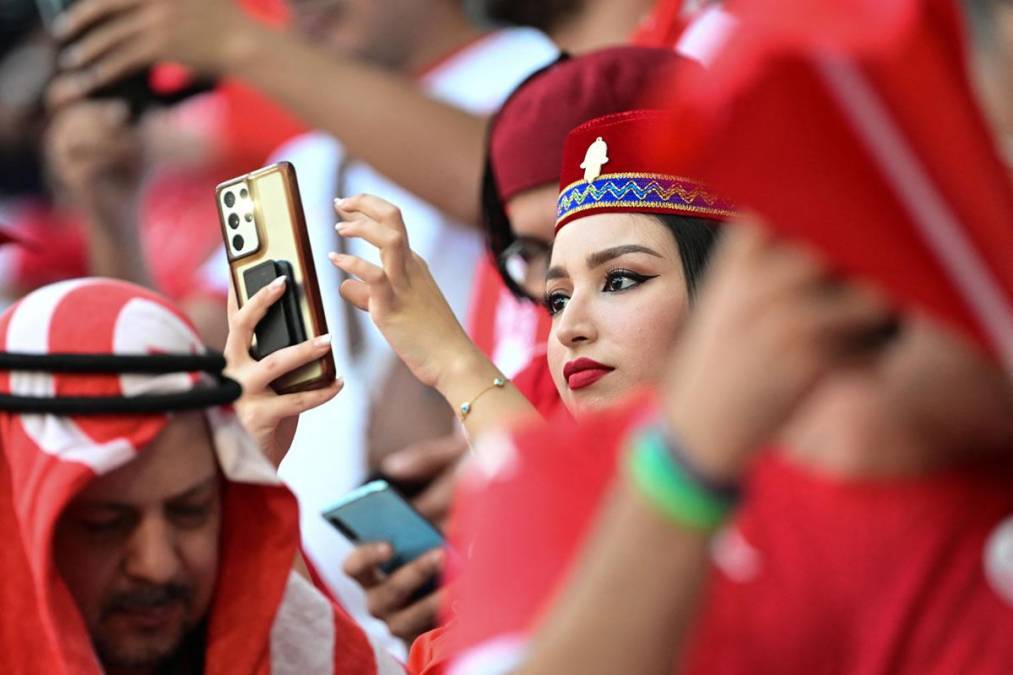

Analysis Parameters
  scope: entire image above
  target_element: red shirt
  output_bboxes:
[684,455,1013,674]
[444,397,1013,673]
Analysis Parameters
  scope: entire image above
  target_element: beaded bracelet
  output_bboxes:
[459,377,507,420]
[626,423,741,531]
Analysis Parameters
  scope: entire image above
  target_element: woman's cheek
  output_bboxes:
[609,286,687,383]
[546,337,569,399]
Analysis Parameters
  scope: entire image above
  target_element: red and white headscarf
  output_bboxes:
[0,278,403,674]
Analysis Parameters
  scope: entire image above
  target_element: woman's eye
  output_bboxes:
[603,270,653,293]
[544,292,570,316]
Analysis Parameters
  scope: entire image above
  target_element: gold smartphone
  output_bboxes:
[216,162,335,394]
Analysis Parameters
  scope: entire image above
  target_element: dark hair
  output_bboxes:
[651,213,722,301]
[465,0,585,33]
[481,55,571,299]
[543,212,722,301]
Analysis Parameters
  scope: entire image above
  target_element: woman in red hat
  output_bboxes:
[327,109,733,668]
[473,46,689,419]
[329,107,730,443]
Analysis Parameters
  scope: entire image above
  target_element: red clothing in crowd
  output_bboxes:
[444,395,1013,673]
[684,454,1013,674]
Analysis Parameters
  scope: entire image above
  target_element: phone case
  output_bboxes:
[216,162,335,394]
[323,480,445,573]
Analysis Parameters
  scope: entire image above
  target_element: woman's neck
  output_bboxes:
[550,0,657,54]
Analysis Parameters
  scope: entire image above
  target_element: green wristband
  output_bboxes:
[626,426,736,531]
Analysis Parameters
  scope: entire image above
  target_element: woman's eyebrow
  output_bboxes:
[586,244,662,269]
[546,266,569,282]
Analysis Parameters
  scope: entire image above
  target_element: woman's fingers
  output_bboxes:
[338,279,371,311]
[226,282,239,317]
[224,276,286,362]
[366,548,443,617]
[344,542,394,587]
[329,251,385,285]
[334,194,408,238]
[259,378,344,419]
[330,252,400,312]
[385,589,443,643]
[334,194,410,284]
[243,333,334,393]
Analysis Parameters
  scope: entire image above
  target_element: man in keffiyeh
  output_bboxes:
[0,278,403,674]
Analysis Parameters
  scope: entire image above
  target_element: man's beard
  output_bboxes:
[93,583,199,671]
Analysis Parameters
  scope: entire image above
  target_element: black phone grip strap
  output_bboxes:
[0,352,241,414]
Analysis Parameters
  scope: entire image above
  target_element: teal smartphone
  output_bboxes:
[323,480,445,577]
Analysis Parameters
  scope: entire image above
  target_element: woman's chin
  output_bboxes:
[565,385,626,416]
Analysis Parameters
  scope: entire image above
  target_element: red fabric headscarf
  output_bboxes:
[0,279,401,674]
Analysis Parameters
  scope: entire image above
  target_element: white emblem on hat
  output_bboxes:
[984,515,1013,606]
[580,136,609,182]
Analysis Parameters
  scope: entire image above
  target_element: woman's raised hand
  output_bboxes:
[224,280,343,467]
[330,194,474,390]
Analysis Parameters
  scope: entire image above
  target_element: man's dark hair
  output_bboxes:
[465,0,585,34]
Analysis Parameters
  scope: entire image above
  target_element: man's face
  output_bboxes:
[53,412,222,671]
[287,0,431,69]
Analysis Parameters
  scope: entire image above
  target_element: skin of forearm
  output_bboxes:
[517,481,711,675]
[223,20,488,227]
[435,341,539,441]
[80,183,153,287]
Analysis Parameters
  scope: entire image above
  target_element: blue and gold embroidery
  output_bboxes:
[556,172,737,225]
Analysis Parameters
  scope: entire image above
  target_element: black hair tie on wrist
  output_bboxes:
[0,352,242,415]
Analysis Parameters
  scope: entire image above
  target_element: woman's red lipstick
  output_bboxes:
[563,358,614,391]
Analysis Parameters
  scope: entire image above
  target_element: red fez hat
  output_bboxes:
[489,47,687,204]
[555,110,737,231]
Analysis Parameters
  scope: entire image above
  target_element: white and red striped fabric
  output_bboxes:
[0,278,403,675]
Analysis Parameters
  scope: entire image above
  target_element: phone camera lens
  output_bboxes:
[245,213,253,222]
[228,213,240,229]
[232,234,245,251]
[224,191,236,208]
[240,188,249,199]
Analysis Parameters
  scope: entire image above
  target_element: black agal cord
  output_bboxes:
[0,352,241,414]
